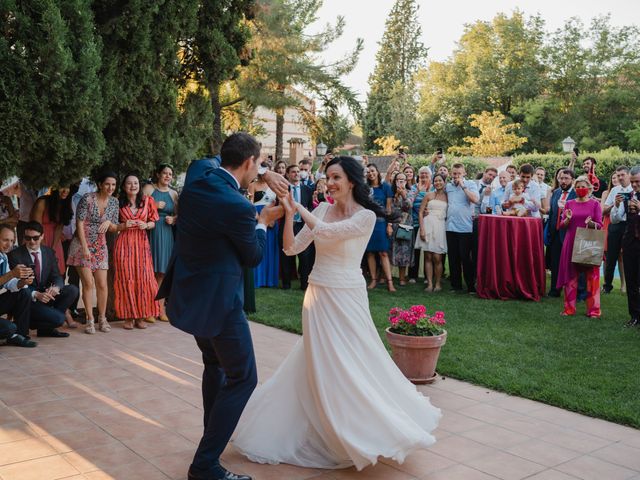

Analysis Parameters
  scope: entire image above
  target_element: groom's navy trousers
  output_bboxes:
[158,165,266,476]
[192,316,257,474]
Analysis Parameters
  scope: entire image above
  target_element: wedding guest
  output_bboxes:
[279,164,314,290]
[415,174,448,292]
[445,163,479,293]
[506,165,518,182]
[557,176,603,317]
[535,167,551,214]
[581,156,608,199]
[547,168,576,297]
[481,171,509,214]
[30,188,73,277]
[250,170,279,289]
[602,166,632,294]
[0,190,18,230]
[403,165,416,189]
[408,166,432,283]
[365,164,395,291]
[17,181,40,245]
[311,178,333,209]
[0,224,35,346]
[618,166,640,327]
[298,159,315,188]
[149,164,178,322]
[9,221,79,338]
[67,172,120,334]
[473,167,497,265]
[389,173,413,285]
[437,165,449,180]
[114,175,160,330]
[274,160,287,176]
[600,172,625,292]
[502,180,529,217]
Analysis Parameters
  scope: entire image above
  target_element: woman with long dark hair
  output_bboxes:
[30,187,74,274]
[235,156,440,470]
[67,172,120,333]
[113,174,160,330]
[149,164,178,321]
[364,163,396,291]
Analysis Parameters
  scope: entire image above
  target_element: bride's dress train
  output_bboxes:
[233,203,441,470]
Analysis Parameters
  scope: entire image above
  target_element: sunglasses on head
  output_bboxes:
[24,235,41,241]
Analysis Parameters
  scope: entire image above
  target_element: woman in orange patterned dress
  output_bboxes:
[114,174,160,330]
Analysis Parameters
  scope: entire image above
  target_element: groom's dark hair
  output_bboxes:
[220,132,261,169]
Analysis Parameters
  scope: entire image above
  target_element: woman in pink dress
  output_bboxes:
[557,176,603,318]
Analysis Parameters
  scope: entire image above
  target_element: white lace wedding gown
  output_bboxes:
[233,202,441,471]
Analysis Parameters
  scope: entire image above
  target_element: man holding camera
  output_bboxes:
[603,166,632,294]
[613,166,640,327]
[8,221,79,338]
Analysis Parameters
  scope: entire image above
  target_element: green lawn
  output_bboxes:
[249,278,640,428]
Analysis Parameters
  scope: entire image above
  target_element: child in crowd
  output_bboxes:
[503,179,529,217]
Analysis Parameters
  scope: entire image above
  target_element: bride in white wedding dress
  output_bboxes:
[233,156,441,471]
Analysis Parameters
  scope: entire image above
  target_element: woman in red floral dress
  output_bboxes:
[114,174,160,330]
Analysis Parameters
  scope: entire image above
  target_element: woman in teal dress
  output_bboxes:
[149,164,178,322]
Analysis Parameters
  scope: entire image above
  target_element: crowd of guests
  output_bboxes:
[2,148,639,349]
[0,165,179,347]
[246,149,640,328]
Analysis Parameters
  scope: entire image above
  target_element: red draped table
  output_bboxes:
[476,215,546,301]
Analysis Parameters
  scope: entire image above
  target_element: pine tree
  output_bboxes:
[93,0,204,177]
[179,0,255,155]
[363,0,427,150]
[1,0,104,187]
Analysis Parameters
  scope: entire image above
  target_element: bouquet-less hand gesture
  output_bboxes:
[629,197,640,214]
[279,191,297,217]
[564,209,573,221]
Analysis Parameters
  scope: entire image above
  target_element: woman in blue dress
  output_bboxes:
[365,164,396,292]
[149,164,178,322]
[249,171,279,288]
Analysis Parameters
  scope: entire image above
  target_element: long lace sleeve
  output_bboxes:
[312,209,376,241]
[283,223,314,256]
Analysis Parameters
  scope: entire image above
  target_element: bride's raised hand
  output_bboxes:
[279,191,296,217]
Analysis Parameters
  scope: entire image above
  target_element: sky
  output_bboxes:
[311,0,640,101]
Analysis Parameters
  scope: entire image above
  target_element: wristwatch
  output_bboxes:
[258,165,268,175]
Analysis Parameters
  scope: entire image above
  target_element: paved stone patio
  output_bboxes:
[1,321,639,480]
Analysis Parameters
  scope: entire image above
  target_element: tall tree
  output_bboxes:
[363,0,427,150]
[228,0,362,160]
[179,0,255,155]
[416,11,545,152]
[93,0,204,176]
[1,0,104,187]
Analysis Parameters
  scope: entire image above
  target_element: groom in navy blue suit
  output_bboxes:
[158,133,285,480]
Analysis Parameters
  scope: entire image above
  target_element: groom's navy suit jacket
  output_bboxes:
[158,167,266,337]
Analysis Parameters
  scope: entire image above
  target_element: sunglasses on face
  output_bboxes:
[24,235,41,241]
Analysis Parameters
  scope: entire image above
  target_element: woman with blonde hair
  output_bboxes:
[557,176,603,317]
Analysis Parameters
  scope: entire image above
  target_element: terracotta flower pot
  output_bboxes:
[385,328,447,384]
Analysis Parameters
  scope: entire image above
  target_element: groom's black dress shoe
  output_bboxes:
[188,467,252,480]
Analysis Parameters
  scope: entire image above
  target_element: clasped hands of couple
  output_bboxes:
[254,171,306,226]
[256,192,304,226]
[10,264,60,304]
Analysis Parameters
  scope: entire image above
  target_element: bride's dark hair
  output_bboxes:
[325,156,388,219]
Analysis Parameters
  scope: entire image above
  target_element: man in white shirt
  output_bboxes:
[502,164,541,218]
[535,167,550,214]
[604,166,633,293]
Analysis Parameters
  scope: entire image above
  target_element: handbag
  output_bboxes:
[571,227,606,266]
[394,224,413,241]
